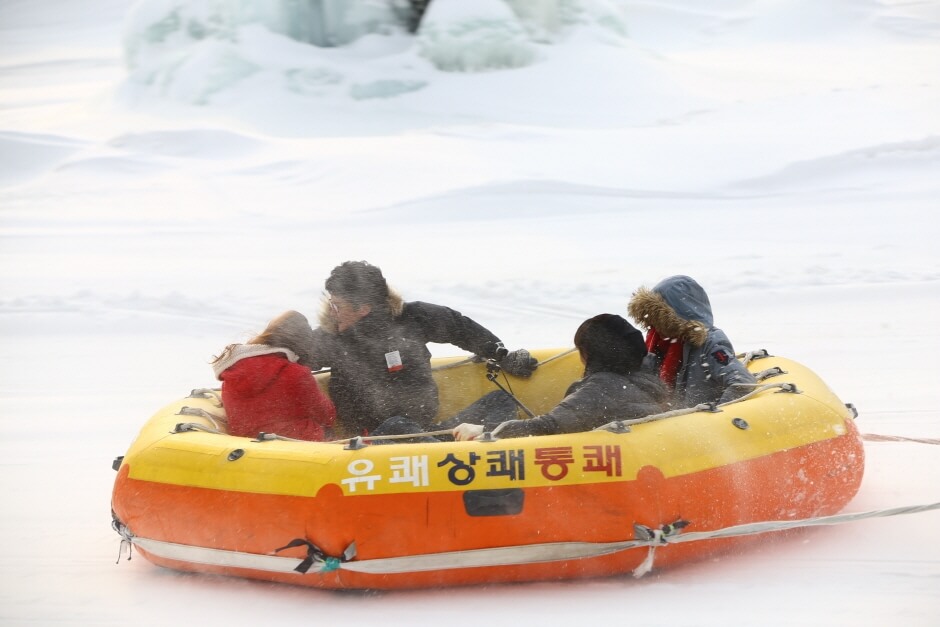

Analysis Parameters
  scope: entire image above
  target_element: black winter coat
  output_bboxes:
[496,370,669,438]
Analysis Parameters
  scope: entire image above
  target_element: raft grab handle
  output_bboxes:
[175,407,225,431]
[755,366,787,381]
[188,388,223,406]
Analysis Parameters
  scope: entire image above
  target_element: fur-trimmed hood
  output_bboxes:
[317,286,405,334]
[627,275,713,347]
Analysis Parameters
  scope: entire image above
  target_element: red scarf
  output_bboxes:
[646,329,684,388]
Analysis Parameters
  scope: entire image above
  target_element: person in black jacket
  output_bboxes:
[301,261,537,437]
[453,314,669,440]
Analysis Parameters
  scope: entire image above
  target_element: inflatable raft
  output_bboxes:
[111,348,864,589]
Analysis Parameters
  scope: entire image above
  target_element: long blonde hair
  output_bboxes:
[211,310,315,365]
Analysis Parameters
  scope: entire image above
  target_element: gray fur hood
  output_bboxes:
[628,275,713,347]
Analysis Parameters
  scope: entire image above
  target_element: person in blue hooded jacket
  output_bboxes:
[627,275,756,407]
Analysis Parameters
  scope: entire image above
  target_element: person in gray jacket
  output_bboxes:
[453,314,669,440]
[627,275,756,407]
[303,261,536,437]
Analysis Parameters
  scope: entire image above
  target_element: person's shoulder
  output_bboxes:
[402,300,454,320]
[214,344,287,374]
[701,327,742,365]
[577,372,631,395]
[586,371,629,385]
[404,300,443,311]
[704,325,733,345]
[630,370,667,389]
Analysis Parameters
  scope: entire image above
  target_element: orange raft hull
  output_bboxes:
[111,350,864,589]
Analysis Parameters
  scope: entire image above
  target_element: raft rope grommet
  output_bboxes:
[175,406,225,430]
[344,436,367,450]
[755,366,787,381]
[188,388,223,406]
[740,348,772,365]
[252,432,280,443]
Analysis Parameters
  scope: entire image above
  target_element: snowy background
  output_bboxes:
[1,0,938,624]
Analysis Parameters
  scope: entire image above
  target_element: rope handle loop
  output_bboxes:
[112,517,134,564]
[175,407,225,431]
[188,388,223,406]
[273,539,355,574]
[631,519,690,577]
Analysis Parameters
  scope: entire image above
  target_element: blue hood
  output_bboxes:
[652,275,714,327]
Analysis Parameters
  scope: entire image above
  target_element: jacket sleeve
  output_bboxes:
[497,378,610,438]
[407,301,504,359]
[493,416,557,438]
[703,331,757,403]
[300,327,333,370]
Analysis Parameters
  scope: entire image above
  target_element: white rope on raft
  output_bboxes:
[177,362,940,447]
[116,501,940,580]
[174,425,940,448]
[320,382,797,445]
[175,410,940,450]
[591,381,798,432]
[171,380,801,445]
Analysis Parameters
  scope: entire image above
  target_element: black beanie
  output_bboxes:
[325,261,389,308]
[574,313,647,376]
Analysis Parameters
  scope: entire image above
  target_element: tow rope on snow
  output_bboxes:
[862,433,940,445]
[112,501,940,579]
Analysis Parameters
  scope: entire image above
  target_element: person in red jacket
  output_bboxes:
[211,310,335,440]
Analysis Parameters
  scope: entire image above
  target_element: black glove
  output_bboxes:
[498,349,538,377]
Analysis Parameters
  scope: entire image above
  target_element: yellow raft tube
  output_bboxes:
[111,348,864,589]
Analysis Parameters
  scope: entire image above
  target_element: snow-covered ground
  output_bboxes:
[1,0,938,624]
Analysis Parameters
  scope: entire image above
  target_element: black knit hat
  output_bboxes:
[325,261,389,308]
[574,313,647,376]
